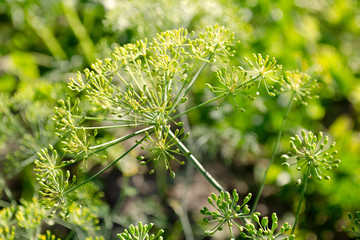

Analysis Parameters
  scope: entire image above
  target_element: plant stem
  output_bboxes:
[61,0,95,63]
[25,10,67,61]
[0,199,11,208]
[292,167,311,234]
[75,124,146,130]
[171,74,260,121]
[89,126,153,150]
[0,177,16,206]
[172,93,226,120]
[64,135,147,194]
[251,91,296,213]
[182,54,213,97]
[66,126,153,166]
[171,51,215,112]
[64,230,75,240]
[72,115,148,123]
[169,130,224,192]
[179,109,195,240]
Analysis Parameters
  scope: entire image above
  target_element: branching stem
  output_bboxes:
[64,135,148,194]
[89,126,154,150]
[172,93,226,120]
[169,130,224,192]
[171,51,215,112]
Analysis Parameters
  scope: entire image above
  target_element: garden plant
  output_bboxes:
[1,0,360,239]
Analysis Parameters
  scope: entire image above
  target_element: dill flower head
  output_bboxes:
[281,70,318,105]
[200,190,252,238]
[117,222,164,240]
[281,130,341,181]
[244,53,282,96]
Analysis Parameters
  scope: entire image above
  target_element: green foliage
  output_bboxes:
[1,0,360,239]
[117,222,164,240]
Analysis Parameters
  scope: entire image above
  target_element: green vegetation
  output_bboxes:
[1,0,359,239]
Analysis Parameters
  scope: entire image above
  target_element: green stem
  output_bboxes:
[171,52,214,113]
[251,91,296,213]
[0,177,16,206]
[61,0,95,63]
[64,230,75,240]
[171,59,199,110]
[25,10,67,60]
[171,74,261,121]
[72,115,148,123]
[292,167,311,234]
[0,199,11,208]
[89,126,153,150]
[172,93,226,120]
[179,108,195,240]
[169,130,224,192]
[184,50,216,95]
[75,124,146,130]
[64,135,147,194]
[66,126,153,166]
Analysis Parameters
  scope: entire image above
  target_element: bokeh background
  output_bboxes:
[1,0,360,239]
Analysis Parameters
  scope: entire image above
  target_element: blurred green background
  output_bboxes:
[0,0,360,239]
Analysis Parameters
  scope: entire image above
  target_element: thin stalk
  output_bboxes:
[25,10,67,60]
[64,230,75,240]
[74,226,86,240]
[178,106,195,240]
[89,126,153,150]
[251,91,296,213]
[171,200,194,240]
[171,52,214,113]
[75,124,146,130]
[64,135,147,194]
[156,159,167,198]
[61,0,95,63]
[72,115,148,123]
[172,93,226,120]
[292,167,311,234]
[171,59,199,109]
[182,51,215,98]
[171,74,260,121]
[169,130,224,192]
[0,199,11,208]
[0,177,16,205]
[66,127,154,166]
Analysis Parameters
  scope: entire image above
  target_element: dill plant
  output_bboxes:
[51,24,298,238]
[0,23,344,239]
